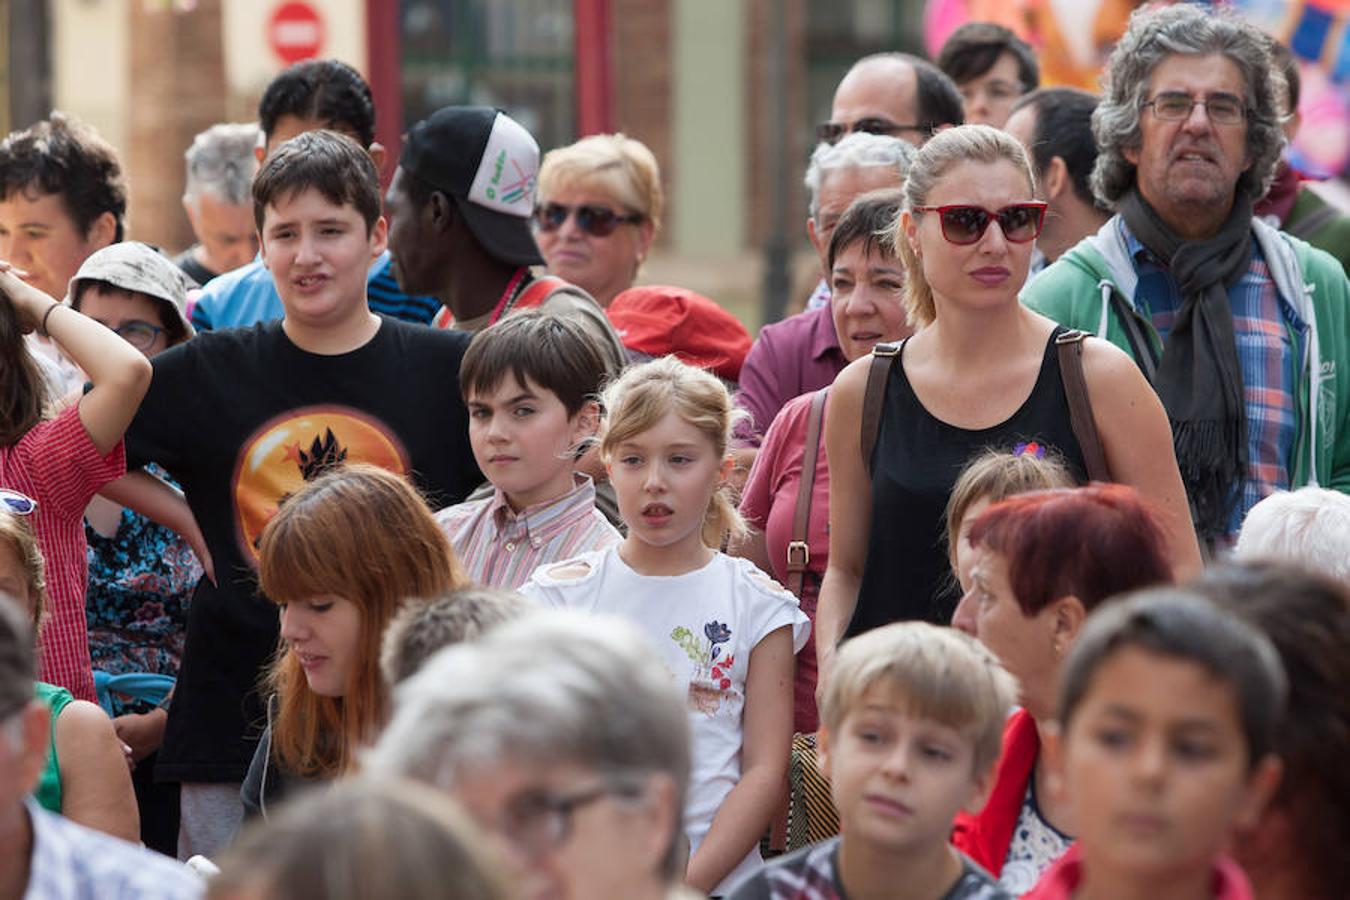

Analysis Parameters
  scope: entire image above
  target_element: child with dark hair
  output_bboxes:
[1028,590,1285,899]
[122,128,481,859]
[435,311,620,589]
[191,58,439,331]
[1189,563,1350,900]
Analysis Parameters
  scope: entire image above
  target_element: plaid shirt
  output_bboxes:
[23,797,204,899]
[436,476,621,590]
[1122,221,1305,537]
[0,403,125,701]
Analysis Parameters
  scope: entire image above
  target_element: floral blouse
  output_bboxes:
[84,467,202,717]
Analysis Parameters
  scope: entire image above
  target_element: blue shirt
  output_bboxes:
[1121,219,1304,536]
[190,250,440,331]
[23,797,204,899]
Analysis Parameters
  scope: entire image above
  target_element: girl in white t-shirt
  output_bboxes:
[522,356,809,896]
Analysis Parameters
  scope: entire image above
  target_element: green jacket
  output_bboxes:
[1022,215,1350,494]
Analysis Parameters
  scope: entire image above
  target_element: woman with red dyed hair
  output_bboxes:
[950,483,1173,895]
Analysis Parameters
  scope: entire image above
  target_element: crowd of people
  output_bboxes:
[1,5,1348,899]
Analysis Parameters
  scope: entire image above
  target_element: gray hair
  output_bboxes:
[0,593,34,722]
[365,610,690,879]
[1235,487,1350,585]
[380,587,530,687]
[183,122,260,206]
[1091,4,1287,207]
[804,131,917,219]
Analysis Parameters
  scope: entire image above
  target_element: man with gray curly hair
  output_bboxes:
[174,122,260,286]
[1024,3,1350,546]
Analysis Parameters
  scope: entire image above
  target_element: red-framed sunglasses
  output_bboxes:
[914,202,1048,245]
[532,203,644,238]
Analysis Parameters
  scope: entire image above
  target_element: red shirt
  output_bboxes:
[952,708,1042,876]
[1,403,126,701]
[1024,845,1255,900]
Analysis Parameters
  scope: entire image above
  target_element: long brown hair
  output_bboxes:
[0,295,50,447]
[258,464,467,778]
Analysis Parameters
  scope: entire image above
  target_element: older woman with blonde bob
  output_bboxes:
[533,133,662,307]
[815,125,1201,697]
[240,464,468,817]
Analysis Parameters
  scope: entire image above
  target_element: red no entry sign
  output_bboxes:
[268,2,325,65]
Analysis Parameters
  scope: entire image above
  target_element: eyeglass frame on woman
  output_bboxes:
[1139,91,1248,126]
[912,202,1048,245]
[816,116,928,145]
[498,780,640,857]
[0,490,37,517]
[532,203,644,238]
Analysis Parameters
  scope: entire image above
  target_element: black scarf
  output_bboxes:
[1118,189,1250,539]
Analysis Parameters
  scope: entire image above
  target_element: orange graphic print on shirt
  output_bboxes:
[232,405,410,561]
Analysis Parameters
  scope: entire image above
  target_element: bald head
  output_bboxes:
[826,53,964,146]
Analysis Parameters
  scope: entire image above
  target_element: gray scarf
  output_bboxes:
[1118,189,1250,540]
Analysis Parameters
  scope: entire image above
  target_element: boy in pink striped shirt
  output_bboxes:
[435,311,619,588]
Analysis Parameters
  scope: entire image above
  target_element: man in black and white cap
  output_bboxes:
[383,105,626,374]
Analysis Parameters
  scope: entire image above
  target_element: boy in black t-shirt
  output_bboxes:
[121,130,480,858]
[730,623,1013,900]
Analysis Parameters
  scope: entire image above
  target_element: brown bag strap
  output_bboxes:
[786,389,828,598]
[1056,329,1111,482]
[860,342,901,474]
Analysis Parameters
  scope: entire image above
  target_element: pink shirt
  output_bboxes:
[1,403,126,701]
[435,476,620,590]
[738,389,830,732]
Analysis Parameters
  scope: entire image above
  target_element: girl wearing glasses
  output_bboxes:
[814,125,1201,697]
[0,258,151,706]
[242,464,468,818]
[533,134,661,308]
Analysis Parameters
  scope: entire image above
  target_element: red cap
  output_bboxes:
[606,286,752,382]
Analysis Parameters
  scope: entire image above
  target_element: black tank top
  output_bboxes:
[848,326,1088,636]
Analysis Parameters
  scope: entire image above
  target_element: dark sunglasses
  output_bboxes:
[913,202,1048,245]
[816,117,927,145]
[532,203,643,237]
[0,490,37,516]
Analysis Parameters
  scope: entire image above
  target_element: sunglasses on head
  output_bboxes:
[0,490,37,517]
[532,203,643,237]
[816,117,927,145]
[914,202,1048,245]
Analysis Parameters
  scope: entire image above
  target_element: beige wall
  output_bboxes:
[671,0,746,255]
[52,0,129,153]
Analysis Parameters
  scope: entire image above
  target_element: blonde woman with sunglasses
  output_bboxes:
[814,125,1201,701]
[533,134,661,308]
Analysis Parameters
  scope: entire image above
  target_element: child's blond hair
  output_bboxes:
[820,621,1017,773]
[945,449,1075,573]
[601,356,747,545]
[0,511,47,631]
